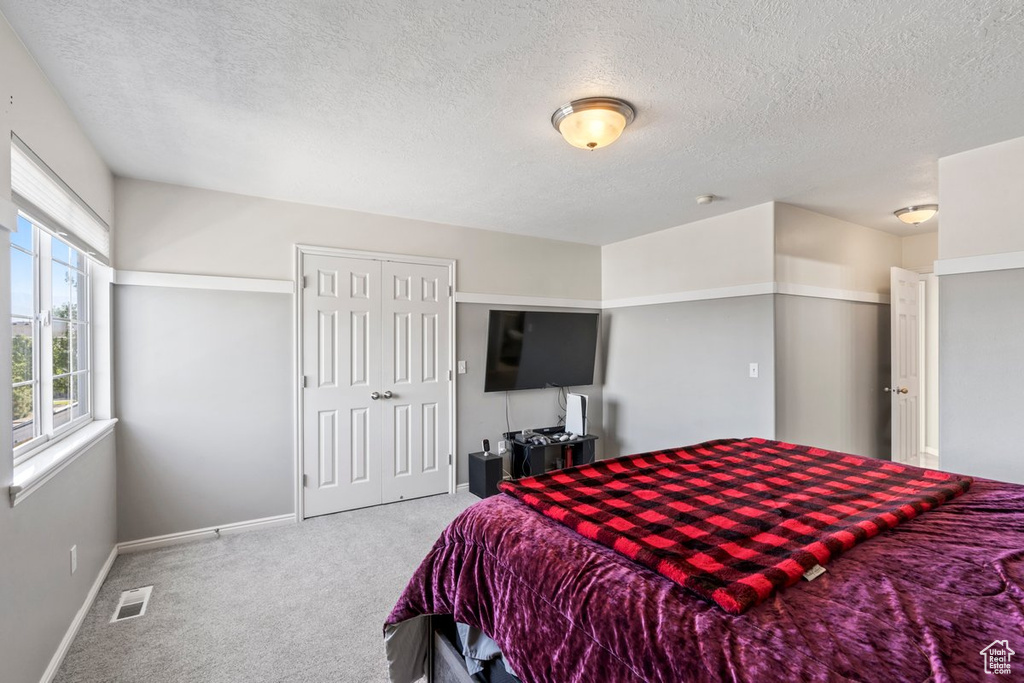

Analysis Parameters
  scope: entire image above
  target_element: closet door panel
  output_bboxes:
[302,255,383,516]
[381,262,451,503]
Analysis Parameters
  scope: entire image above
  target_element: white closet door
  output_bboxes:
[380,262,452,503]
[302,255,383,516]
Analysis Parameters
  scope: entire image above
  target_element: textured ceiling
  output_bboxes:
[3,1,1023,244]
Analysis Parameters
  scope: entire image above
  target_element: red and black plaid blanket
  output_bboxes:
[498,438,973,615]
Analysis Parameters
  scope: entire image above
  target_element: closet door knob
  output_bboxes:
[383,390,394,399]
[371,392,381,400]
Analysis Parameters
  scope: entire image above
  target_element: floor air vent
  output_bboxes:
[111,586,153,623]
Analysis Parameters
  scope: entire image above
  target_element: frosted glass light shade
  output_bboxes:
[558,109,627,150]
[894,204,938,225]
[551,97,635,150]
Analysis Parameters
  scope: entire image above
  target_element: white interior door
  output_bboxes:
[890,267,921,464]
[301,252,452,517]
[381,262,452,503]
[302,255,383,517]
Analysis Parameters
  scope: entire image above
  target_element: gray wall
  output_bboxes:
[456,303,603,483]
[601,296,776,458]
[0,218,117,683]
[940,269,1024,483]
[0,433,117,683]
[114,286,294,542]
[114,294,603,541]
[774,295,890,459]
[112,286,899,542]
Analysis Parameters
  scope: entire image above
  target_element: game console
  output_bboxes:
[566,392,588,436]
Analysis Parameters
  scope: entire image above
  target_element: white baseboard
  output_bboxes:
[117,513,295,554]
[455,483,469,493]
[40,546,118,683]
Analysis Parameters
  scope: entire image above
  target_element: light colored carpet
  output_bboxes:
[55,493,476,683]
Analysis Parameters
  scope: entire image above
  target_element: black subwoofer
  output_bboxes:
[468,451,503,499]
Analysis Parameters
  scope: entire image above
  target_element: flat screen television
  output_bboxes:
[484,310,599,392]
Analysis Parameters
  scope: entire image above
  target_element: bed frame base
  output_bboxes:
[429,616,477,683]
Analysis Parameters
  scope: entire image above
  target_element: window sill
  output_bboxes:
[9,418,118,507]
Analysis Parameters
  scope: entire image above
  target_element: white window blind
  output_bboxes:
[10,135,110,263]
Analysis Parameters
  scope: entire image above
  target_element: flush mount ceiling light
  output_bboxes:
[551,97,636,150]
[894,204,938,225]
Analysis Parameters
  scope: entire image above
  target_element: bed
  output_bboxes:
[385,438,1024,682]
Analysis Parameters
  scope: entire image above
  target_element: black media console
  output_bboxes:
[503,426,598,479]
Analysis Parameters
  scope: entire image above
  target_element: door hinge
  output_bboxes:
[302,376,309,388]
[448,285,453,297]
[448,369,453,381]
[303,474,309,487]
[301,275,308,289]
[448,454,452,466]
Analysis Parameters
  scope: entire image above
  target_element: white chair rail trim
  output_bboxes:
[112,270,892,307]
[934,250,1024,277]
[113,270,293,294]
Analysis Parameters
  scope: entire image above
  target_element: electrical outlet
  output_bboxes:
[457,360,467,374]
[497,440,508,455]
[70,545,77,575]
[749,363,759,379]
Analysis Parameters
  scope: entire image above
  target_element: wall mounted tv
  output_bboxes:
[484,310,599,392]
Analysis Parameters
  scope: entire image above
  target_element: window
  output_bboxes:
[11,213,91,460]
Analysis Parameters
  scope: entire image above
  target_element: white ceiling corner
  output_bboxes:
[1,0,1022,244]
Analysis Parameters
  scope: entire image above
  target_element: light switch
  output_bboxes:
[457,360,467,374]
[749,363,759,378]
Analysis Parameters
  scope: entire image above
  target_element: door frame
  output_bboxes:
[915,270,938,462]
[292,245,458,522]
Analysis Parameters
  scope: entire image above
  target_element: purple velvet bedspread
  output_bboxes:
[386,476,1024,682]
